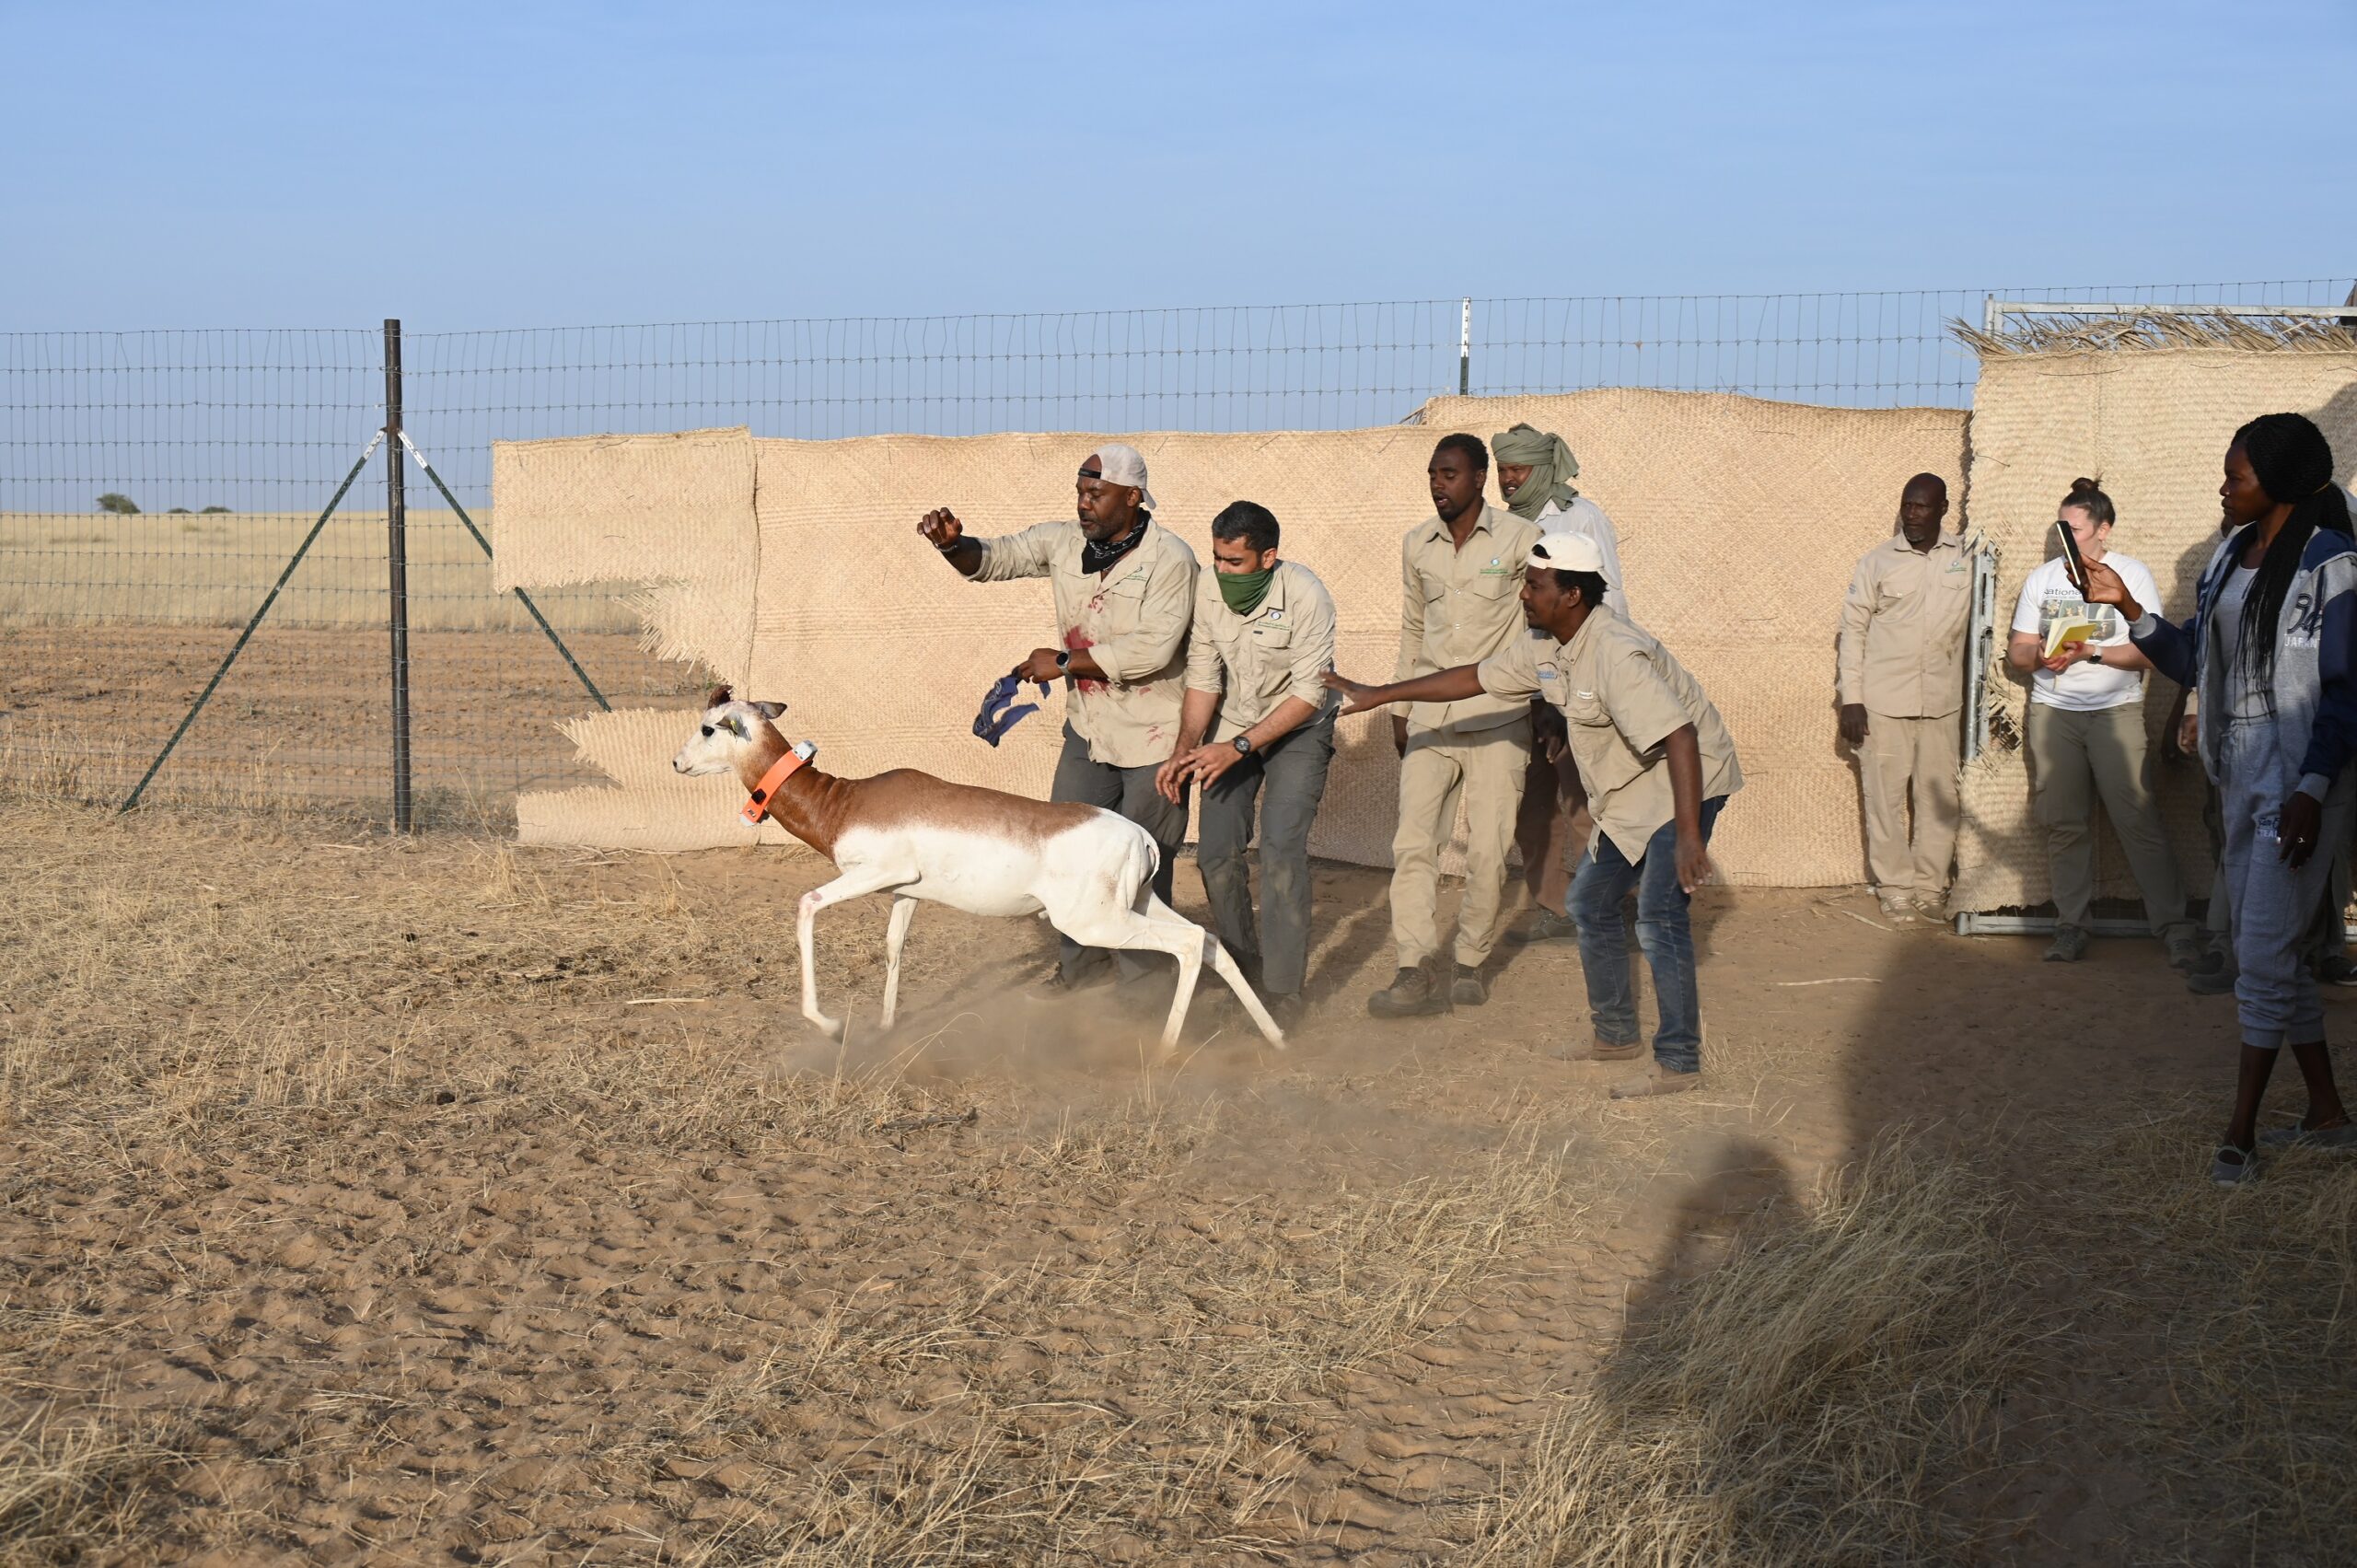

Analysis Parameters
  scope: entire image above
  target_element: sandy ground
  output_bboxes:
[4,797,2355,1564]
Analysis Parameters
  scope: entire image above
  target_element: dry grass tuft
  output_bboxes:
[0,1400,189,1563]
[1476,1133,2027,1566]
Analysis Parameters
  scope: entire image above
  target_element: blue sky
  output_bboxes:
[5,0,2352,329]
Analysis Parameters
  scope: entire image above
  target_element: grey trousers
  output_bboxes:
[1051,723,1187,983]
[2026,701,2194,939]
[1196,714,1336,998]
[2217,719,2343,1050]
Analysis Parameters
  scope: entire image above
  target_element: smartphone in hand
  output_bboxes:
[2053,519,2090,595]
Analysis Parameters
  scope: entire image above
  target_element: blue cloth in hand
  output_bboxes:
[974,674,1051,747]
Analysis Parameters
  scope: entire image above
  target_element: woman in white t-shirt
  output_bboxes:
[2005,478,2199,966]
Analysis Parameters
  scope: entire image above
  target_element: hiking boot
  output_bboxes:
[1367,963,1450,1019]
[1553,1036,1644,1063]
[1611,1065,1703,1099]
[2187,951,2238,996]
[1450,964,1489,1006]
[1505,907,1581,946]
[1029,962,1116,1000]
[2042,924,2091,963]
[2164,929,2206,972]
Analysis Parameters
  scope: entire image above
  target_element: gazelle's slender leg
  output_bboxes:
[880,896,918,1029]
[795,867,908,1041]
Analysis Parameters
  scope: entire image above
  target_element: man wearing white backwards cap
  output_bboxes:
[919,444,1200,993]
[1326,532,1743,1098]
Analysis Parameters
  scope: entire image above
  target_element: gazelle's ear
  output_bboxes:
[705,683,734,708]
[752,701,787,721]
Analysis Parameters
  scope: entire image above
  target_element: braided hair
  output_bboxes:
[2233,413,2352,696]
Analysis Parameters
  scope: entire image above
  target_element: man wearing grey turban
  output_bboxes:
[1492,423,1632,943]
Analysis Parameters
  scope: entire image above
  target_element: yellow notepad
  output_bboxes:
[2044,619,2103,658]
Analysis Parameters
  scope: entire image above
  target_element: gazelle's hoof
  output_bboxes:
[807,1015,845,1043]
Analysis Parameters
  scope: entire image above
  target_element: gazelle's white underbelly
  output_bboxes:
[834,822,1129,919]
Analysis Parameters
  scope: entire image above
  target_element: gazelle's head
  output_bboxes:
[672,685,787,775]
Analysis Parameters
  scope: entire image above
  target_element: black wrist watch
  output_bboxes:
[2086,645,2103,666]
[1054,650,1072,672]
[1232,734,1255,756]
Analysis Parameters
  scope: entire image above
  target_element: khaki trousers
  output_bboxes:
[2026,701,2192,937]
[1859,712,1961,899]
[1391,717,1531,968]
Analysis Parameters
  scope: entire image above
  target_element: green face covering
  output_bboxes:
[1217,564,1277,616]
[1491,423,1581,521]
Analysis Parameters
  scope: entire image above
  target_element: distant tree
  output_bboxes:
[96,493,140,515]
[200,505,231,514]
[167,506,192,515]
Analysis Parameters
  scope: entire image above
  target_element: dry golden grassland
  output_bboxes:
[3,785,2354,1563]
[0,512,637,633]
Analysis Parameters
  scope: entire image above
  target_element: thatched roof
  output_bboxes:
[1953,311,2357,357]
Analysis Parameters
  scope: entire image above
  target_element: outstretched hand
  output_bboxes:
[1321,670,1386,716]
[2080,562,2143,622]
[917,507,964,551]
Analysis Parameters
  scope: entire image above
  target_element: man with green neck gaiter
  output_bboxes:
[1157,501,1341,1030]
[1492,423,1635,945]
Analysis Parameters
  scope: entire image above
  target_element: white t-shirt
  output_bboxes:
[2010,552,2161,712]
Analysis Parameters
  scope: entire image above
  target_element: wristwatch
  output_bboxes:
[2086,645,2104,666]
[1232,735,1255,756]
[1054,650,1072,672]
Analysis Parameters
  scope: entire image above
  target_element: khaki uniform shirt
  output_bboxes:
[1837,530,1969,718]
[1184,560,1341,743]
[1395,501,1545,735]
[973,518,1199,769]
[1479,609,1744,864]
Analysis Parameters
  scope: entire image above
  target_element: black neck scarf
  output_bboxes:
[1080,516,1149,576]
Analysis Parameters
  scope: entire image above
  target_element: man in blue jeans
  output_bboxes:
[1326,532,1743,1096]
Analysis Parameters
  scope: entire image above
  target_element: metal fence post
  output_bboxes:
[1458,297,1471,395]
[384,319,413,832]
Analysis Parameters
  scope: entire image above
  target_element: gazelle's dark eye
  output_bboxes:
[701,725,714,737]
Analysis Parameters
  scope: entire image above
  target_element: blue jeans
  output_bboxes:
[1569,797,1726,1074]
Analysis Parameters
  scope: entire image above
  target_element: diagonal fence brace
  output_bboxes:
[397,431,609,713]
[121,432,386,814]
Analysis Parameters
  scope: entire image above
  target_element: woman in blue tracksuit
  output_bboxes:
[2084,412,2357,1185]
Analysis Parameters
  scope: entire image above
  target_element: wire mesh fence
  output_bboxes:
[4,278,2349,828]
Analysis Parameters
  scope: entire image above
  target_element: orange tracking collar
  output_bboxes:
[740,740,817,826]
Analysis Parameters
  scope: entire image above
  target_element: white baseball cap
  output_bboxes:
[1084,444,1158,515]
[1527,532,1606,575]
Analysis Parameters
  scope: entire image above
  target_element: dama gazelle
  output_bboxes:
[671,689,1284,1051]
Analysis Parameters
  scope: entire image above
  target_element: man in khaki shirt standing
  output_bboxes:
[1327,533,1742,1097]
[1371,433,1545,1017]
[1836,474,1968,922]
[1155,501,1339,1032]
[918,444,1199,990]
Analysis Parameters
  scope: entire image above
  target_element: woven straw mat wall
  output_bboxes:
[1951,345,2357,913]
[497,389,1967,882]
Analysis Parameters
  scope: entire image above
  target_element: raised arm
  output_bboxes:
[1324,665,1485,714]
[917,507,984,578]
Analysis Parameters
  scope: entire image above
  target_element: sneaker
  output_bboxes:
[1912,893,1950,923]
[1877,894,1920,924]
[2164,929,2206,972]
[1367,963,1450,1019]
[2316,952,2357,987]
[2211,1143,2260,1187]
[2043,925,2091,963]
[1505,907,1581,946]
[1450,964,1489,1006]
[1611,1065,1702,1099]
